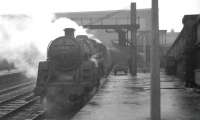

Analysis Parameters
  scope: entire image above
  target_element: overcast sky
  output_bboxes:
[0,0,199,32]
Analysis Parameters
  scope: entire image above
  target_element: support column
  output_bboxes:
[151,0,160,120]
[143,33,147,71]
[130,2,137,75]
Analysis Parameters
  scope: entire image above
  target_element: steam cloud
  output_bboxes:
[0,13,99,79]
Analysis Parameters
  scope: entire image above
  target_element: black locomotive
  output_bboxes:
[34,28,113,117]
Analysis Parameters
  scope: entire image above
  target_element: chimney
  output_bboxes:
[64,28,75,38]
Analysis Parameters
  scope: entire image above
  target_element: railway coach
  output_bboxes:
[166,14,200,88]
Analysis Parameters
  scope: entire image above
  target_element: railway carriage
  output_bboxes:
[165,14,200,87]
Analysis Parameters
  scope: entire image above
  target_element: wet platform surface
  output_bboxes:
[71,72,200,120]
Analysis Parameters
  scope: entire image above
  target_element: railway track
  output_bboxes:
[0,92,45,120]
[0,81,35,102]
[0,81,34,96]
[0,80,45,120]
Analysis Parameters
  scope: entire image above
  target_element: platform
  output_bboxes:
[71,72,200,120]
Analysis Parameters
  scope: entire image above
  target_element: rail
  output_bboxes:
[0,84,45,120]
[0,81,34,96]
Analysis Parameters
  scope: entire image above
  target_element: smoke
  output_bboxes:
[0,13,98,79]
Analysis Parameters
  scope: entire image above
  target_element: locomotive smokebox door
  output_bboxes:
[47,28,82,71]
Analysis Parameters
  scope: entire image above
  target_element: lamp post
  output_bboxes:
[151,0,161,119]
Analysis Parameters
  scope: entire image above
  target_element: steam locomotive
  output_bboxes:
[34,28,113,117]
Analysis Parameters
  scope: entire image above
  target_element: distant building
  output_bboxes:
[55,9,152,30]
[55,9,153,46]
[166,30,179,46]
[161,30,180,55]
